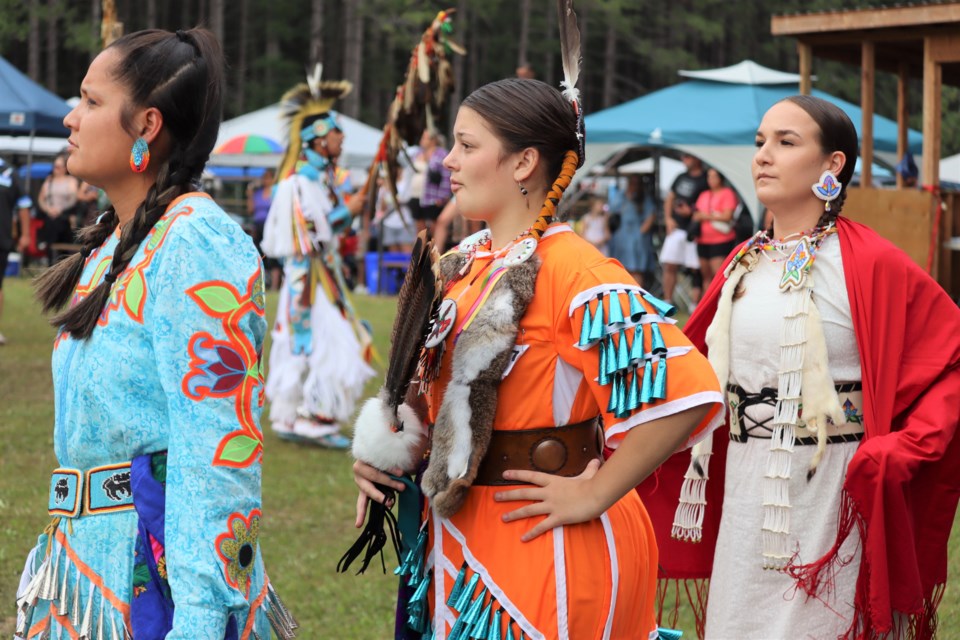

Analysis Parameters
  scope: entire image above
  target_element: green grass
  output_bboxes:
[2,275,960,638]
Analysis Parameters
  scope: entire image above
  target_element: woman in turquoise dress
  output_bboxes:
[16,29,294,639]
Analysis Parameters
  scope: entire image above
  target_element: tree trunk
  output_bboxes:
[578,0,589,111]
[448,0,468,134]
[235,0,248,113]
[543,1,555,86]
[28,0,41,81]
[146,0,156,29]
[45,0,58,92]
[341,0,363,118]
[517,0,531,68]
[602,13,616,108]
[467,6,479,94]
[310,0,323,64]
[209,0,224,45]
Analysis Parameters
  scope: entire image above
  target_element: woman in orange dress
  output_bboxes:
[352,78,724,640]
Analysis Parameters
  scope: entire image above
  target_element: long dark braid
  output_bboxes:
[35,28,224,339]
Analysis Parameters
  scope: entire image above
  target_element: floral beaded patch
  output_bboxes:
[216,509,261,597]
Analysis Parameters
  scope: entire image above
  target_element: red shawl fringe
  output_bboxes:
[656,577,709,639]
[786,490,944,640]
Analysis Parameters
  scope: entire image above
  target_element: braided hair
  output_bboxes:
[782,95,859,228]
[35,28,225,339]
[462,78,580,227]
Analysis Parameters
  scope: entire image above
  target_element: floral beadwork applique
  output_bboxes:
[182,270,266,468]
[216,508,261,597]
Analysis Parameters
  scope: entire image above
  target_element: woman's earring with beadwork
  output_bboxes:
[811,170,842,212]
[130,137,150,173]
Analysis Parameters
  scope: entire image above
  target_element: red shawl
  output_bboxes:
[639,217,960,638]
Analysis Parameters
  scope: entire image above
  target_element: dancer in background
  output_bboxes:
[262,66,373,448]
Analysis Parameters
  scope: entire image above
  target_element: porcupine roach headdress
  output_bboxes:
[362,10,465,216]
[276,63,353,180]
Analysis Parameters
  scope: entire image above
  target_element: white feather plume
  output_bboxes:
[557,0,582,103]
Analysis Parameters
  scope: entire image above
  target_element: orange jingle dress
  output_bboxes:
[405,224,723,640]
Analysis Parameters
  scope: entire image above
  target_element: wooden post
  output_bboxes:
[798,41,812,95]
[897,63,909,189]
[860,41,875,188]
[922,37,941,189]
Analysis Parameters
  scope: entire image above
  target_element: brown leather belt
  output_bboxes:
[474,417,604,486]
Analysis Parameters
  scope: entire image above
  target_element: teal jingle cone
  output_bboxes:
[628,291,646,322]
[470,601,493,638]
[488,607,503,640]
[579,304,593,347]
[630,324,645,362]
[650,322,667,354]
[653,355,667,400]
[604,338,618,378]
[454,573,481,613]
[588,296,605,342]
[616,329,630,371]
[607,373,621,413]
[598,340,610,386]
[626,366,641,411]
[640,357,655,403]
[606,291,625,325]
[446,563,468,607]
[614,372,629,417]
[643,292,676,317]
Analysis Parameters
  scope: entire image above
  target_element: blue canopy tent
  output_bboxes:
[0,55,71,189]
[582,61,923,217]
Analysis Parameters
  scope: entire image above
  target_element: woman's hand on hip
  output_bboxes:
[493,459,603,542]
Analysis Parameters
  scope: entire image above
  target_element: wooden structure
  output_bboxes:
[772,4,960,297]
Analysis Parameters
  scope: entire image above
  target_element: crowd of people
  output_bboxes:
[4,17,960,640]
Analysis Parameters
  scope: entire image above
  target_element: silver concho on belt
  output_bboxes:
[424,298,457,348]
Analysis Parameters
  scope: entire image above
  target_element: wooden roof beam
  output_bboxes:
[772,4,960,36]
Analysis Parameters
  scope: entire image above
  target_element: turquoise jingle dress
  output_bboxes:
[16,193,295,639]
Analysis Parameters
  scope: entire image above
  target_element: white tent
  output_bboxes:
[212,104,381,174]
[942,153,960,185]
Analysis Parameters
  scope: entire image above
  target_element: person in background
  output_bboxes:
[692,168,739,290]
[246,167,279,289]
[413,129,452,233]
[37,153,81,261]
[0,157,32,345]
[579,195,609,254]
[609,174,657,287]
[75,180,101,227]
[261,68,374,448]
[896,151,919,188]
[660,153,706,306]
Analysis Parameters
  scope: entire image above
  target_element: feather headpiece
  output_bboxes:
[557,0,585,167]
[277,63,353,179]
[362,10,465,220]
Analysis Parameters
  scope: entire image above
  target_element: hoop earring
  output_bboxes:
[130,137,150,173]
[811,170,842,212]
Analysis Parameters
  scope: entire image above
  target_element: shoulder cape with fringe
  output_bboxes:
[639,216,960,639]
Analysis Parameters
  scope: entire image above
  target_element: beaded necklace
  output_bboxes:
[727,221,838,291]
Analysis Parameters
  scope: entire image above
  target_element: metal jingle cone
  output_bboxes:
[630,324,645,363]
[606,291,625,326]
[79,584,95,640]
[627,366,641,411]
[640,358,655,404]
[489,607,504,640]
[470,600,493,639]
[58,560,71,616]
[607,374,620,413]
[653,355,668,400]
[110,613,121,640]
[588,296,604,342]
[446,563,468,607]
[604,337,618,377]
[615,369,630,418]
[643,292,676,318]
[628,291,646,322]
[97,594,105,640]
[616,329,630,371]
[597,340,609,386]
[578,304,593,347]
[70,569,82,628]
[649,322,667,355]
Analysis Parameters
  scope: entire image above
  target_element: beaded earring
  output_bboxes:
[811,170,841,212]
[130,137,150,173]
